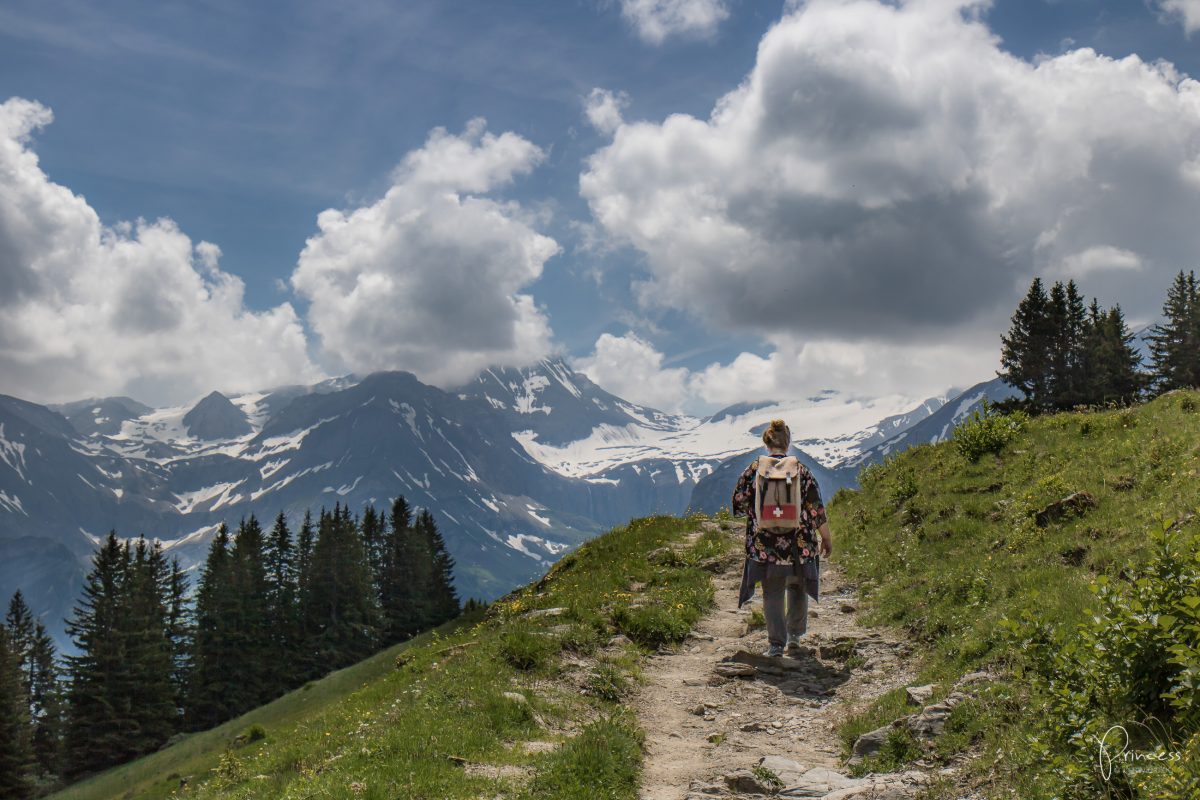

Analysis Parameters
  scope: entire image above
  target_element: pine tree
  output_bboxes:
[295,510,318,681]
[379,496,432,643]
[305,505,377,670]
[228,516,272,710]
[122,538,177,754]
[64,532,135,778]
[164,557,192,721]
[263,512,298,693]
[415,509,459,628]
[999,278,1054,407]
[361,504,385,597]
[1081,301,1143,405]
[5,591,34,691]
[188,525,237,730]
[0,625,35,799]
[5,590,63,785]
[1148,270,1200,392]
[27,621,63,783]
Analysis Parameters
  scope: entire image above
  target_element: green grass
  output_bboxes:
[829,389,1200,797]
[49,514,735,800]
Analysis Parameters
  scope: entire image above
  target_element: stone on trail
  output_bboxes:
[714,661,758,678]
[781,766,863,796]
[724,768,778,795]
[758,755,806,785]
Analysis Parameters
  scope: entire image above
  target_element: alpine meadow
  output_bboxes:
[3,1,1200,799]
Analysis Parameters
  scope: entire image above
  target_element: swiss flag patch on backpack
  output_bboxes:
[754,455,802,531]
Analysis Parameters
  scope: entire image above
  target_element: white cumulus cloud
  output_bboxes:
[619,0,730,44]
[291,119,560,388]
[584,88,630,136]
[0,97,321,406]
[1156,0,1200,34]
[572,332,691,411]
[581,0,1200,399]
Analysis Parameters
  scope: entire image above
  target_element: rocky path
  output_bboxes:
[636,522,938,800]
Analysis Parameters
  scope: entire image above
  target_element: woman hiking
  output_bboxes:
[731,419,833,658]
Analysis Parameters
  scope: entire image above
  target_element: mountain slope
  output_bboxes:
[828,389,1200,797]
[48,515,731,800]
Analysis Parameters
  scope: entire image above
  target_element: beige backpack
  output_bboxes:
[754,455,802,531]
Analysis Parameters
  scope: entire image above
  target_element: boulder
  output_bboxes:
[724,768,777,795]
[852,721,901,758]
[784,766,863,795]
[1035,491,1097,527]
[758,755,806,785]
[905,684,937,706]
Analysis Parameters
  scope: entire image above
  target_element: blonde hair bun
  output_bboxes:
[762,418,791,450]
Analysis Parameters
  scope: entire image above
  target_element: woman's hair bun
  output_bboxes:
[763,418,791,449]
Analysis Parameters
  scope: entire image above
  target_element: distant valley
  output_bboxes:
[0,358,1012,647]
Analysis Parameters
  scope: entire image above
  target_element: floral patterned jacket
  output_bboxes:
[731,454,827,564]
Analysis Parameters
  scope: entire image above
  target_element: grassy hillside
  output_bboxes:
[49,514,734,800]
[829,390,1200,798]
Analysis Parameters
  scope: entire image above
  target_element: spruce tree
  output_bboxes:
[263,512,298,693]
[27,621,63,783]
[379,496,432,643]
[1148,270,1200,392]
[64,532,134,777]
[1081,301,1143,405]
[305,505,377,670]
[361,504,385,597]
[415,509,459,628]
[164,557,192,721]
[5,592,34,691]
[188,525,237,730]
[0,625,34,799]
[295,510,318,681]
[999,278,1054,407]
[228,516,272,710]
[122,538,177,754]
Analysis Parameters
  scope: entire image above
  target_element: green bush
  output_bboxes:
[558,622,603,654]
[586,662,632,703]
[522,715,643,800]
[888,466,919,508]
[1004,524,1200,796]
[498,625,558,671]
[613,603,692,648]
[953,401,1027,463]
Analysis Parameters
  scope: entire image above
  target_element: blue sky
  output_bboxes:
[2,0,1200,412]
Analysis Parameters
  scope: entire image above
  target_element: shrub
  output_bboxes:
[953,401,1027,463]
[613,603,693,648]
[524,715,643,800]
[586,661,632,702]
[889,466,919,508]
[559,622,603,654]
[234,723,266,746]
[498,625,558,671]
[1004,524,1200,796]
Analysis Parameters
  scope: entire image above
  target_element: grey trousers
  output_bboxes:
[762,574,808,646]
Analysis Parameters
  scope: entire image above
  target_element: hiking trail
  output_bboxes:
[635,520,980,800]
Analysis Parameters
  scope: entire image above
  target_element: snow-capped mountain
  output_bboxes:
[1,356,1004,649]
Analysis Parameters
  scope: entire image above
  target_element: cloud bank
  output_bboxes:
[580,0,1200,400]
[0,98,320,406]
